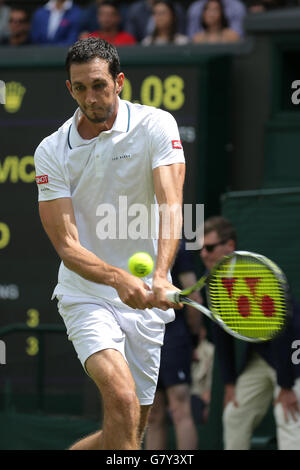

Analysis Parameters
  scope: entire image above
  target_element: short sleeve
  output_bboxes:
[34,142,71,202]
[149,110,185,170]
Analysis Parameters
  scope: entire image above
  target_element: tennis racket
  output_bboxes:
[166,251,291,342]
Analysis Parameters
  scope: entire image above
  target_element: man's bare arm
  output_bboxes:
[152,162,185,308]
[39,197,152,309]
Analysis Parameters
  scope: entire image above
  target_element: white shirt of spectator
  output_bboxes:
[142,34,189,46]
[34,98,185,308]
[46,0,73,40]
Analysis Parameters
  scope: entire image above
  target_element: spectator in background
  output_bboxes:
[247,0,286,13]
[200,215,300,450]
[125,0,186,43]
[145,240,200,450]
[30,0,82,45]
[142,0,189,46]
[81,0,136,46]
[187,0,246,38]
[0,6,31,46]
[193,0,240,43]
[0,0,10,42]
[247,0,267,12]
[79,0,128,36]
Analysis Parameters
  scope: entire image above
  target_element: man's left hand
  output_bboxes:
[274,388,300,422]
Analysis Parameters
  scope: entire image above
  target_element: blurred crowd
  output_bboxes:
[0,0,298,47]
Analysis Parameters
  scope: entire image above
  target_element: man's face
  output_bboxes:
[200,230,235,271]
[66,57,124,124]
[9,9,29,36]
[98,5,120,31]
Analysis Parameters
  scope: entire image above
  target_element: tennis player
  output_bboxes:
[34,37,185,450]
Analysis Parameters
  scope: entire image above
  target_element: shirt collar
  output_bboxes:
[45,0,73,12]
[68,98,131,149]
[111,97,130,133]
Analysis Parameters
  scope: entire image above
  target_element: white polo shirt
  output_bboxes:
[34,98,185,306]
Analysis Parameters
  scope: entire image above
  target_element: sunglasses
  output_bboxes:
[200,239,228,253]
[9,18,28,24]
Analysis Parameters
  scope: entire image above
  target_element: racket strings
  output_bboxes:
[207,256,288,340]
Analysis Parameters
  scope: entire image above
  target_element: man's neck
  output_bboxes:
[10,32,28,45]
[101,28,118,38]
[55,0,67,11]
[206,24,222,34]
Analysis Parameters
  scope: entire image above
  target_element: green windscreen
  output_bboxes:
[222,188,300,302]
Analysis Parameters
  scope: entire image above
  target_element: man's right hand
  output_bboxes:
[114,270,155,310]
[224,384,238,408]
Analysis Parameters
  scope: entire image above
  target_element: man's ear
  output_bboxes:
[116,73,125,96]
[227,239,236,252]
[66,80,75,99]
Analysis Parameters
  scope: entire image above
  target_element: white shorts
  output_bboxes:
[56,295,175,406]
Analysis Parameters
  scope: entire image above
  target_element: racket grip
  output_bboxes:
[166,290,181,303]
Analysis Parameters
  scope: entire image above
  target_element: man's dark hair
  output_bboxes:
[204,216,237,244]
[10,4,31,21]
[98,0,120,12]
[65,37,121,81]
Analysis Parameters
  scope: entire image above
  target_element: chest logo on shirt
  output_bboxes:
[35,175,49,184]
[112,154,132,162]
[172,140,183,149]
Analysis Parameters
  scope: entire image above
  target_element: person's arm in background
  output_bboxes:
[211,323,238,407]
[178,271,203,336]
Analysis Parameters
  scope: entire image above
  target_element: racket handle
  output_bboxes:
[166,290,181,303]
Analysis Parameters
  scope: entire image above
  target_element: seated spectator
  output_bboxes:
[125,0,186,43]
[187,0,246,38]
[30,0,82,45]
[247,0,267,12]
[79,0,129,36]
[247,0,286,12]
[0,0,10,42]
[81,0,136,46]
[193,0,240,43]
[0,6,31,46]
[142,0,189,46]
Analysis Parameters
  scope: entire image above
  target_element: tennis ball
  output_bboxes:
[128,252,154,277]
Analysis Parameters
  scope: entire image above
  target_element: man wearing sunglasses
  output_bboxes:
[199,216,236,271]
[201,215,300,450]
[0,6,31,46]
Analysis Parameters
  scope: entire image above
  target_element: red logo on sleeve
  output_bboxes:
[172,140,183,149]
[35,175,49,184]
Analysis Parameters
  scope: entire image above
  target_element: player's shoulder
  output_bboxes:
[124,99,176,127]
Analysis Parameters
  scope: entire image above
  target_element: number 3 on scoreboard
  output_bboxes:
[26,336,39,356]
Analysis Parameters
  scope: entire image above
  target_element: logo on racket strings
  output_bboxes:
[221,277,276,318]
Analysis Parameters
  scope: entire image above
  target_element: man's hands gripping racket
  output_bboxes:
[166,251,291,342]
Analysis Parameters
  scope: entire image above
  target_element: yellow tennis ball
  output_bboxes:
[128,252,154,277]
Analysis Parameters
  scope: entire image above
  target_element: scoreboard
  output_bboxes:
[0,46,231,413]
